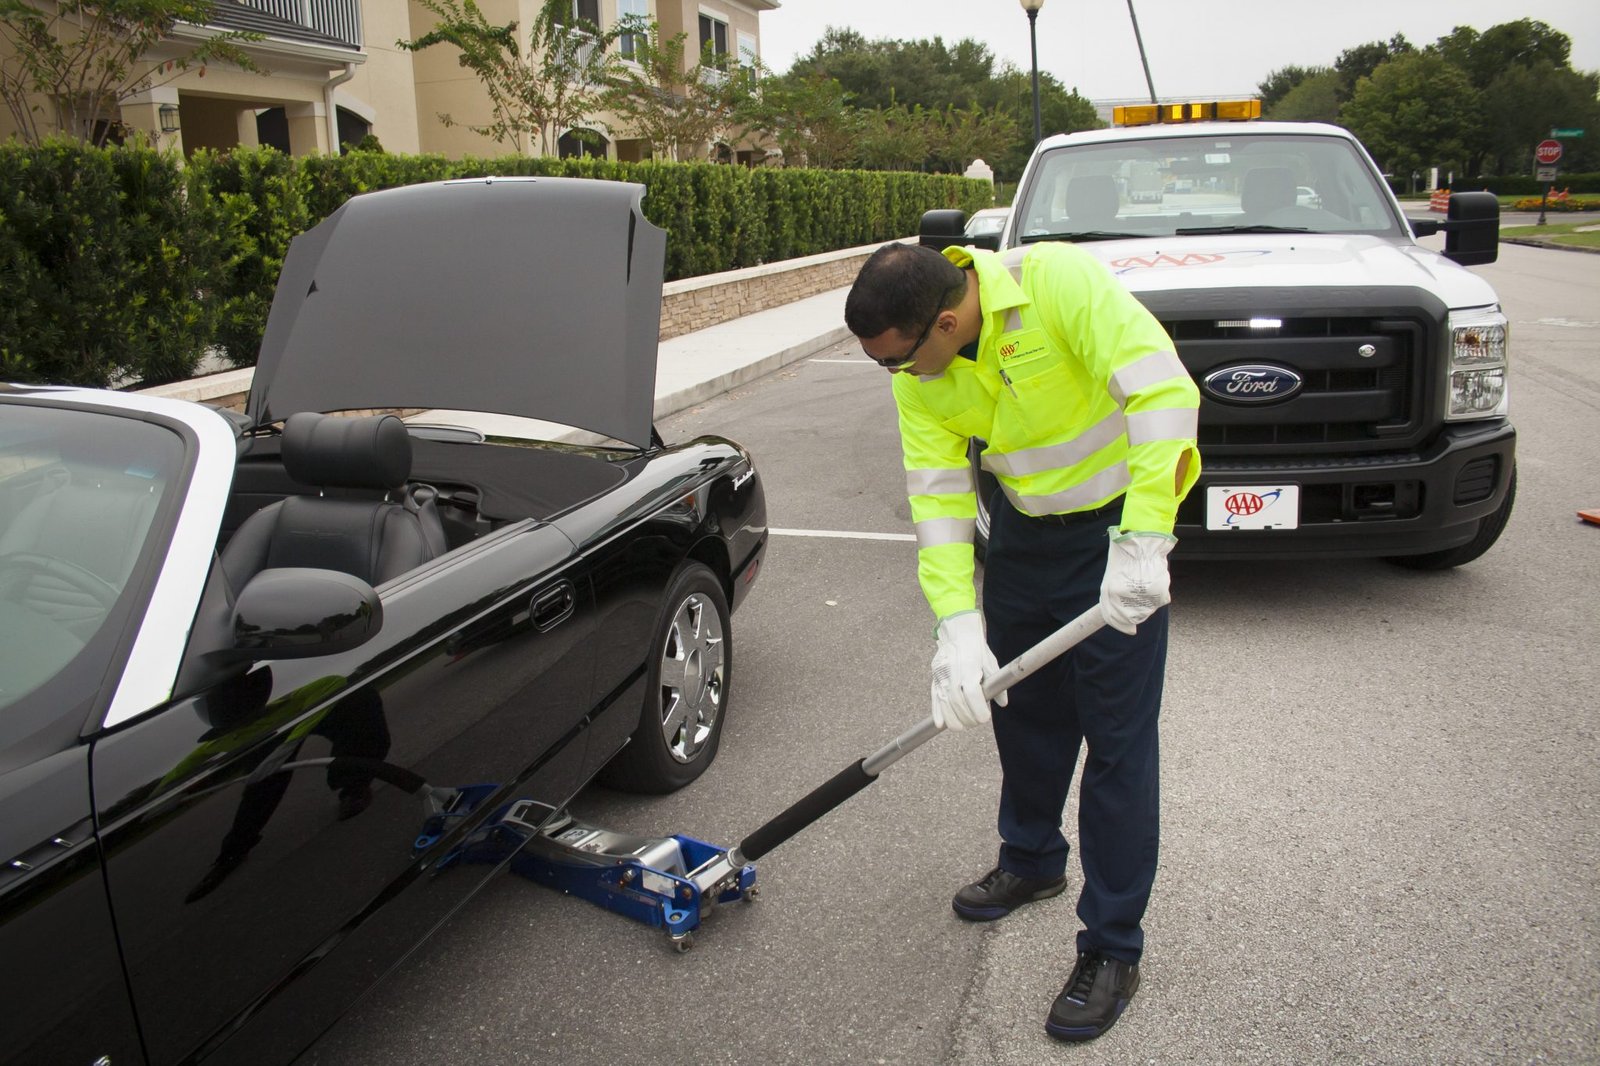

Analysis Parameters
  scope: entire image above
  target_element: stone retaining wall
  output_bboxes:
[657,244,875,341]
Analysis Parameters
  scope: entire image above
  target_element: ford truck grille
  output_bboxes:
[1165,317,1427,454]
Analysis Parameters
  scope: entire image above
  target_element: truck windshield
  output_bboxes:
[1015,133,1403,242]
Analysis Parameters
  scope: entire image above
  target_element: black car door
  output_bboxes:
[92,522,597,1064]
[0,747,143,1065]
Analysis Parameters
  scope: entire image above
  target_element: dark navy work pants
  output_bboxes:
[981,491,1166,965]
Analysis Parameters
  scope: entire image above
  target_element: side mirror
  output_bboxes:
[232,568,382,660]
[917,209,998,253]
[1442,191,1499,266]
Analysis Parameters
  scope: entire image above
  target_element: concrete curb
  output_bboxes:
[654,322,853,419]
[1502,236,1600,255]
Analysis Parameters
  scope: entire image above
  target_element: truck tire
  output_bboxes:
[600,562,731,793]
[1389,465,1516,571]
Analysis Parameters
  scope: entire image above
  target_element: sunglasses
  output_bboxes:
[866,307,941,370]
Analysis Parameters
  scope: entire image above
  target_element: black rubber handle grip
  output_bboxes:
[737,758,876,862]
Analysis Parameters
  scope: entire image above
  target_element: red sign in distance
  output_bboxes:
[1535,140,1564,165]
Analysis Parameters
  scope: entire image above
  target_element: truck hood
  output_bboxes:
[1073,234,1498,309]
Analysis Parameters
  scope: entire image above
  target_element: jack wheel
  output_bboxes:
[670,932,694,953]
[742,887,759,902]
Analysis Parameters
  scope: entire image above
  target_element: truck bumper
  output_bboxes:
[1174,420,1515,560]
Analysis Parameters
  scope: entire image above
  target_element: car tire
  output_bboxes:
[970,439,998,564]
[1389,464,1516,571]
[600,562,731,794]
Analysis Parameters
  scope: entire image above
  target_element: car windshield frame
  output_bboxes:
[1015,131,1405,243]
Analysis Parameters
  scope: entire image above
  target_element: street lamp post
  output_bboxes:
[1020,0,1044,144]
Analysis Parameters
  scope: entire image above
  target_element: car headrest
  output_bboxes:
[282,412,412,490]
[1241,167,1296,214]
[1065,175,1119,225]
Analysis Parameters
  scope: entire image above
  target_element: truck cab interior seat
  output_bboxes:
[1241,167,1297,216]
[1065,175,1120,230]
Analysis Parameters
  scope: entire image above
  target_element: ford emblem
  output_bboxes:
[1201,364,1303,404]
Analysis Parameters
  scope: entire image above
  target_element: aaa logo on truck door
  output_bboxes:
[1201,363,1303,404]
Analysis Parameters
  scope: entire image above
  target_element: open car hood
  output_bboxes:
[247,177,667,448]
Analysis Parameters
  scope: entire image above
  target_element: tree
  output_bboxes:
[1266,69,1339,123]
[399,0,624,155]
[1479,63,1600,174]
[601,26,758,162]
[1341,52,1479,179]
[1257,65,1320,112]
[855,100,930,172]
[777,26,1098,180]
[928,102,1018,177]
[0,0,258,146]
[1430,19,1571,91]
[1334,33,1412,101]
[742,72,860,168]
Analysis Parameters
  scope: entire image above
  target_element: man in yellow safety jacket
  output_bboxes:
[845,239,1199,1043]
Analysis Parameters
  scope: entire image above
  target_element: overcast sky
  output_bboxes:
[757,0,1600,103]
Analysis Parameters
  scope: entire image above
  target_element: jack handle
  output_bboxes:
[732,605,1106,864]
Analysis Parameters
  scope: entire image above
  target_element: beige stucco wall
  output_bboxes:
[342,4,423,154]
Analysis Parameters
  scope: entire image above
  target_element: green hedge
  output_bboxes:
[1,141,991,386]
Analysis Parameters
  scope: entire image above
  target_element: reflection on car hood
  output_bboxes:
[1075,233,1498,308]
[248,177,668,448]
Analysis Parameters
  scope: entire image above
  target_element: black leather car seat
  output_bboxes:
[1065,175,1120,230]
[220,413,448,594]
[1241,166,1297,217]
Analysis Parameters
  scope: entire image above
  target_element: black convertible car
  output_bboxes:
[0,178,767,1064]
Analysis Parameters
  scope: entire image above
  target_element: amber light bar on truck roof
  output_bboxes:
[1112,99,1262,127]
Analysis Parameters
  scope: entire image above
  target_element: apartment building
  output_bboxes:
[0,0,778,160]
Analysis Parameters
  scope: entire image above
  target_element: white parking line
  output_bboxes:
[771,527,916,542]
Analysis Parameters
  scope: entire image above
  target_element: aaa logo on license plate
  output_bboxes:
[1205,485,1300,530]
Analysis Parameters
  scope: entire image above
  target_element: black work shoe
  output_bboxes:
[951,866,1067,922]
[1046,950,1140,1042]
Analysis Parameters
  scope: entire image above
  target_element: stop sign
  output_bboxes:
[1536,139,1564,165]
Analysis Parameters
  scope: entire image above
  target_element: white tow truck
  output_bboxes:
[922,100,1514,568]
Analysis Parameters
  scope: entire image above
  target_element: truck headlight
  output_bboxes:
[1446,307,1508,420]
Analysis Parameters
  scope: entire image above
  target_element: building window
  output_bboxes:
[555,0,599,27]
[617,0,648,59]
[559,128,608,159]
[698,13,728,64]
[737,30,757,69]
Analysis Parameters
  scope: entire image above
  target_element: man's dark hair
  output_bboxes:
[844,243,968,339]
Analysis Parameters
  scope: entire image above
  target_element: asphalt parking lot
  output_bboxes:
[313,242,1598,1065]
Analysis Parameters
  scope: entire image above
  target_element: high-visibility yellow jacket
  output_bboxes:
[894,242,1201,620]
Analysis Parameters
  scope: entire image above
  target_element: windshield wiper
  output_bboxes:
[1019,230,1147,243]
[1174,224,1311,235]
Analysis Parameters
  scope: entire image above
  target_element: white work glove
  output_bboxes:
[930,611,1007,731]
[1099,527,1176,635]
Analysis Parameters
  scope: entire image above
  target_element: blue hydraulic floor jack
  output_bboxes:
[494,606,1105,951]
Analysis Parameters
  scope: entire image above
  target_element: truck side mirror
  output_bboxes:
[918,209,999,253]
[1442,191,1499,267]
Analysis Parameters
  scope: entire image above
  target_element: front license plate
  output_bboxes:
[1205,485,1300,530]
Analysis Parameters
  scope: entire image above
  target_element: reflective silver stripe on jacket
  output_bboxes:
[980,410,1127,478]
[906,466,975,497]
[1125,406,1198,446]
[915,516,977,550]
[1000,462,1131,516]
[1109,351,1187,405]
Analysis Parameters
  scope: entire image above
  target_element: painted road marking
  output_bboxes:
[771,527,916,542]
